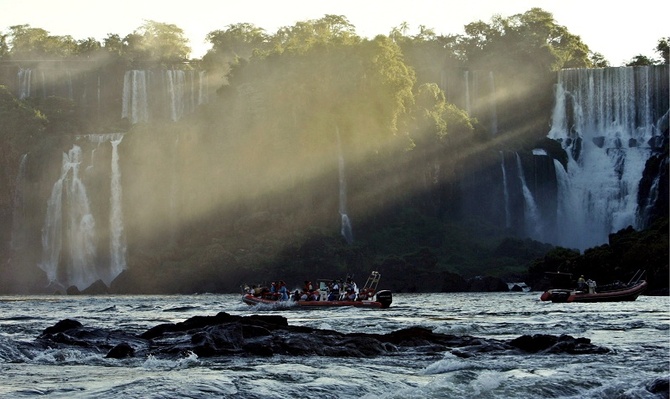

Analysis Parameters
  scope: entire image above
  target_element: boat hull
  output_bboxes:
[540,281,648,303]
[242,290,392,309]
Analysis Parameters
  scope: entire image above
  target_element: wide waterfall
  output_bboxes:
[545,65,669,250]
[121,69,208,124]
[38,134,127,291]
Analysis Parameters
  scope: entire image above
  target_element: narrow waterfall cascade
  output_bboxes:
[108,135,126,281]
[17,68,31,99]
[547,65,669,250]
[336,127,353,244]
[38,134,126,290]
[500,152,511,228]
[515,153,542,239]
[122,69,208,124]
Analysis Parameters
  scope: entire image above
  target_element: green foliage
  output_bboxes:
[657,37,669,64]
[0,85,46,149]
[124,20,191,65]
[626,54,656,66]
[5,24,78,59]
[458,8,591,72]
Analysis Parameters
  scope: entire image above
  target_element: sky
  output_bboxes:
[0,0,667,66]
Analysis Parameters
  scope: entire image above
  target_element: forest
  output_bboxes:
[0,9,668,295]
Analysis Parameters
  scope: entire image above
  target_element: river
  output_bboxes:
[0,292,668,398]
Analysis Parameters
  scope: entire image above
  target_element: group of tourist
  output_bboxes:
[246,275,364,302]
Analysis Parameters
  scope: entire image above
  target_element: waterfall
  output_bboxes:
[18,68,31,99]
[500,152,510,228]
[515,153,542,239]
[109,135,127,282]
[166,69,185,122]
[38,134,127,290]
[40,146,97,290]
[122,69,208,124]
[547,66,667,250]
[122,70,149,124]
[336,127,353,244]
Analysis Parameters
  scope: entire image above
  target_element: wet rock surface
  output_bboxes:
[27,312,610,359]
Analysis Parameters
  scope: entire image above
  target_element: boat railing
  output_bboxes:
[627,269,646,286]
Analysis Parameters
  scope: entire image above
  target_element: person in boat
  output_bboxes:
[587,279,597,294]
[328,280,340,301]
[577,275,587,291]
[278,280,289,301]
[300,281,314,301]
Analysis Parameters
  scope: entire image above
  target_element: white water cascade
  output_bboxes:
[515,153,542,239]
[336,127,353,244]
[122,70,149,124]
[122,69,208,124]
[547,66,668,250]
[109,135,127,282]
[39,134,127,290]
[39,146,98,290]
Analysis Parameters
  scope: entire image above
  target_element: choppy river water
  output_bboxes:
[0,292,668,398]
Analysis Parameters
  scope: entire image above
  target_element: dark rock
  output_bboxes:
[66,286,81,295]
[29,313,610,360]
[468,275,509,292]
[81,279,109,295]
[509,334,609,355]
[647,376,669,397]
[106,342,135,358]
[41,319,82,336]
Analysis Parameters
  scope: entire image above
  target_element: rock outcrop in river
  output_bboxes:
[27,312,609,360]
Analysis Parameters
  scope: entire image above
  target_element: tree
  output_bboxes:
[457,8,591,72]
[202,23,268,77]
[626,54,655,66]
[589,52,609,68]
[6,24,78,60]
[656,37,669,64]
[123,20,191,66]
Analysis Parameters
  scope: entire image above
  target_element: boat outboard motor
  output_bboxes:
[375,290,393,308]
